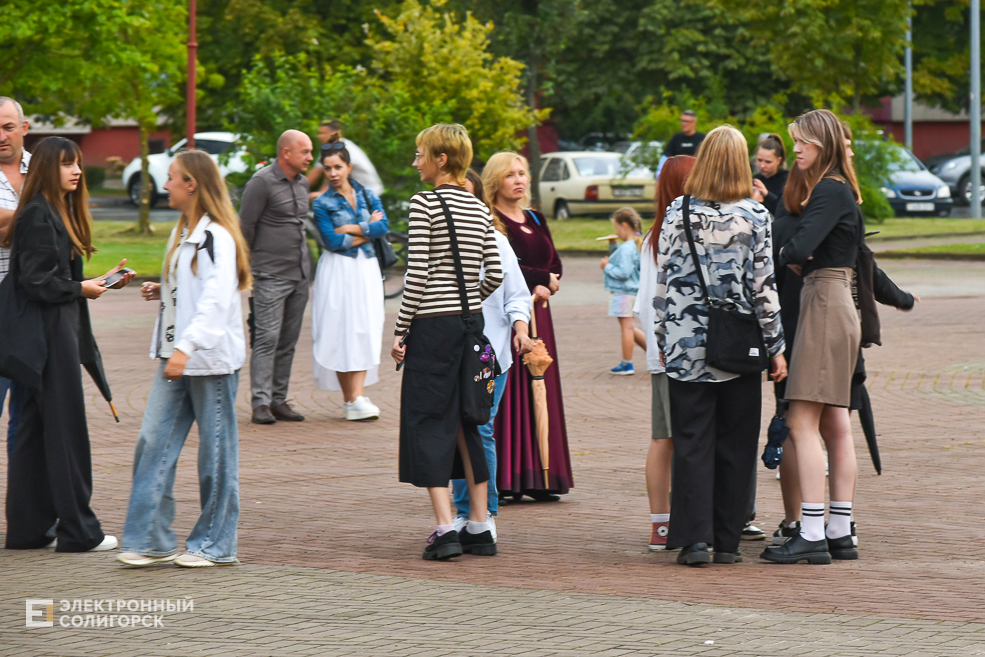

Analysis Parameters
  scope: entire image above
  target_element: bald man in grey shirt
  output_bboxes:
[239,130,314,424]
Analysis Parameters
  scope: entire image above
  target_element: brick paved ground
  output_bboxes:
[2,256,983,655]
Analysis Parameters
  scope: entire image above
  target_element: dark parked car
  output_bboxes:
[881,144,952,217]
[923,140,985,206]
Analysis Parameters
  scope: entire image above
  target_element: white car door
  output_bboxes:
[539,157,563,217]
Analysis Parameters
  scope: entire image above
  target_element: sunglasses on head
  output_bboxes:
[321,142,346,152]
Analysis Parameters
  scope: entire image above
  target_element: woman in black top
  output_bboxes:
[769,158,917,548]
[752,133,789,215]
[2,137,133,552]
[762,110,862,565]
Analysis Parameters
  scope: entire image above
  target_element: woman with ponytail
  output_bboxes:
[119,149,251,568]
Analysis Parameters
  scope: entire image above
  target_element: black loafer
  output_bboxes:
[760,534,831,564]
[423,531,462,561]
[460,529,497,556]
[526,491,561,502]
[271,402,305,421]
[677,542,711,566]
[826,534,858,560]
[713,551,743,564]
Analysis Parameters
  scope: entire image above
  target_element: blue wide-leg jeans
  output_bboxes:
[453,371,508,518]
[122,363,241,563]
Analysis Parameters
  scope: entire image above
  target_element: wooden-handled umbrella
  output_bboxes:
[523,296,553,489]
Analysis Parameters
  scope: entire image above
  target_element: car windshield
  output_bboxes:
[888,146,925,173]
[572,156,623,177]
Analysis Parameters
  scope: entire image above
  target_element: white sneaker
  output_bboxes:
[174,553,236,568]
[345,396,380,421]
[44,539,57,549]
[89,535,118,552]
[452,516,469,533]
[487,512,497,542]
[117,552,178,567]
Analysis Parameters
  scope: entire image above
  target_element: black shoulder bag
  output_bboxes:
[433,191,498,425]
[681,195,768,375]
[360,187,399,271]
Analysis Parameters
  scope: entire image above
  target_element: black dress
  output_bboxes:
[4,194,107,552]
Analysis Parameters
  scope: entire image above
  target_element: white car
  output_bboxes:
[538,151,656,219]
[122,132,248,206]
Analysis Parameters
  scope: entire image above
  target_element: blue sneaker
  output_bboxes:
[609,362,634,376]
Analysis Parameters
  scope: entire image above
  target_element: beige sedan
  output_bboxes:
[538,151,656,219]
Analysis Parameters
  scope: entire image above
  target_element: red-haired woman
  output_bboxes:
[634,155,694,550]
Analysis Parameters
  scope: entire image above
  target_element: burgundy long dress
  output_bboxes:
[494,208,573,497]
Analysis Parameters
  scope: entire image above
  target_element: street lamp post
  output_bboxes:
[905,13,913,152]
[186,0,197,150]
[971,0,981,218]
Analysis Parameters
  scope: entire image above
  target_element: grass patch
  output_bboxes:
[546,216,985,252]
[894,243,985,255]
[87,221,170,278]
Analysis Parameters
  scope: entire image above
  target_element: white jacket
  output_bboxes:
[150,216,247,376]
[633,233,665,374]
[481,231,531,373]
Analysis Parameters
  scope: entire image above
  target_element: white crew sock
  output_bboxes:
[467,520,491,534]
[651,514,670,524]
[800,503,825,541]
[436,524,455,536]
[826,501,853,538]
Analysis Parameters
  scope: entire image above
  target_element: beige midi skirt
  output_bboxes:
[785,267,860,407]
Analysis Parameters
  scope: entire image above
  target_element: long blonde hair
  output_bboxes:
[787,109,861,208]
[482,152,532,210]
[165,150,252,290]
[684,125,754,203]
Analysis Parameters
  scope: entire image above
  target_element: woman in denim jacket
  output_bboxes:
[311,137,389,420]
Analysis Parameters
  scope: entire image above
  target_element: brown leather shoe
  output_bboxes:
[251,405,277,424]
[270,402,305,422]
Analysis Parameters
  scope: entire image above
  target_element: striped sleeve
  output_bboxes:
[394,194,432,335]
[478,219,503,300]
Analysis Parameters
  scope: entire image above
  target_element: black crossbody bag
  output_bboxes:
[359,188,399,271]
[433,192,499,425]
[681,195,768,375]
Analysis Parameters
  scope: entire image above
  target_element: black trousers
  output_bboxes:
[5,302,104,552]
[666,374,761,554]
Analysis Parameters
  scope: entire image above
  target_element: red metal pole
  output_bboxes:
[186,0,197,149]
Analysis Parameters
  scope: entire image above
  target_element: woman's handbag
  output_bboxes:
[681,195,769,375]
[433,191,498,425]
[359,188,399,271]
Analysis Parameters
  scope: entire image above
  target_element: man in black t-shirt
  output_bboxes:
[664,110,706,157]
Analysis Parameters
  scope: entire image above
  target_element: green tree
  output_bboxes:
[716,0,912,111]
[911,0,985,113]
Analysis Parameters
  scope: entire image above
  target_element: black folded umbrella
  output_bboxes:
[761,415,789,469]
[83,349,119,423]
[855,384,881,474]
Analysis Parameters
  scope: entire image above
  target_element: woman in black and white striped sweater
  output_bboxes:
[391,124,504,561]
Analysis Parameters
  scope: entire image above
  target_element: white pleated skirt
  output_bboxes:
[312,249,384,391]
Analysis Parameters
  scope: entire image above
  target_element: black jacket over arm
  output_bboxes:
[13,194,98,365]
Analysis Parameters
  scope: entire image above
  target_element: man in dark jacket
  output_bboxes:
[240,129,313,424]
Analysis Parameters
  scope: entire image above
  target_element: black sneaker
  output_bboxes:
[676,542,711,566]
[459,529,497,556]
[760,534,831,564]
[422,531,463,561]
[826,534,858,560]
[713,550,743,564]
[772,520,800,546]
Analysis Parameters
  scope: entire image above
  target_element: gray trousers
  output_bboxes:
[250,273,309,409]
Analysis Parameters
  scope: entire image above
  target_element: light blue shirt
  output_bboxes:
[603,240,640,295]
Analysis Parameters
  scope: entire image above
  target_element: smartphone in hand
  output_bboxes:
[104,268,136,289]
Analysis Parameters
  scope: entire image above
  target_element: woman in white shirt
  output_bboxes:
[118,150,252,568]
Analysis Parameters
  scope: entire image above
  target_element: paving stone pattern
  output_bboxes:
[1,257,983,655]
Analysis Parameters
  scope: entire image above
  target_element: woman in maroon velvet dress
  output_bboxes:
[481,152,572,501]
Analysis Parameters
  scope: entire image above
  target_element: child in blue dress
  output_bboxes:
[600,207,646,375]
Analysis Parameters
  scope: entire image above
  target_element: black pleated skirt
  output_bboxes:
[398,314,489,488]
